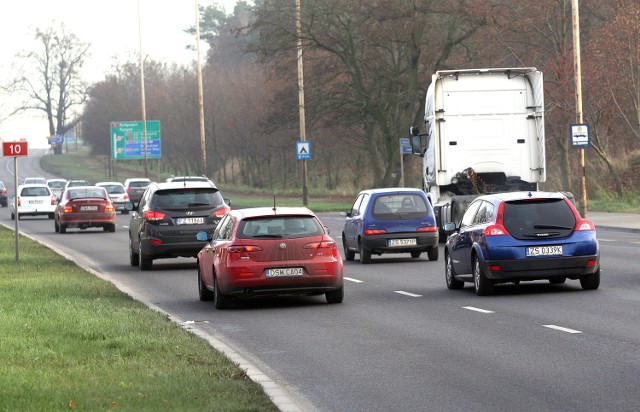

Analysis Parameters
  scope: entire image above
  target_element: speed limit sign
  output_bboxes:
[3,141,28,157]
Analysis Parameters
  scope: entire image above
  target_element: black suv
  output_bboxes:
[127,181,230,270]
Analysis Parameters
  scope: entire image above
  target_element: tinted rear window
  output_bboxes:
[129,181,150,188]
[21,187,50,196]
[101,185,125,194]
[153,188,223,209]
[69,188,107,199]
[503,199,576,239]
[372,194,429,220]
[238,216,324,239]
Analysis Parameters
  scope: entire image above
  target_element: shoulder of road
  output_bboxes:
[588,211,640,234]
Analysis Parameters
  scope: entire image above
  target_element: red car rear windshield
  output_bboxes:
[238,216,324,239]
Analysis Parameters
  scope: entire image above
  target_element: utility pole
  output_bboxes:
[572,0,587,216]
[196,0,207,176]
[138,0,149,178]
[296,0,309,206]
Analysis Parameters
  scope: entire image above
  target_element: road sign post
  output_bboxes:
[3,141,29,263]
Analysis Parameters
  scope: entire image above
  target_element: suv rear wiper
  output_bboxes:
[187,202,210,207]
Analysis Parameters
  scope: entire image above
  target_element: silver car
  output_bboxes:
[96,181,129,214]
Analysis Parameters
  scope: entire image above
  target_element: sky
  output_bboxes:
[0,0,239,147]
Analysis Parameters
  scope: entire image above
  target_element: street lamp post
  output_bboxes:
[572,0,587,216]
[195,0,207,177]
[137,0,149,178]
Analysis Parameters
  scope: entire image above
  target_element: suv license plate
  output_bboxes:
[266,267,303,277]
[526,245,563,256]
[176,217,205,225]
[388,238,417,247]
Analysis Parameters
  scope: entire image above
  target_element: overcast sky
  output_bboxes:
[0,0,238,147]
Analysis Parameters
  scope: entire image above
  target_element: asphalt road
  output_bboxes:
[3,150,640,411]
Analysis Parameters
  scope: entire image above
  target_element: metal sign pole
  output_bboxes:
[14,156,19,263]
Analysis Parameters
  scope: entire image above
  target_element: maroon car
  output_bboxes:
[196,207,344,309]
[54,186,116,233]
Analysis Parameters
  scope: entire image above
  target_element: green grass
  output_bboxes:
[0,227,278,411]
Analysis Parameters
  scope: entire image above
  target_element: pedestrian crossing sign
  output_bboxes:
[296,141,311,160]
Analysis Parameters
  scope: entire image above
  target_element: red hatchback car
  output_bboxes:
[54,186,116,233]
[196,207,344,309]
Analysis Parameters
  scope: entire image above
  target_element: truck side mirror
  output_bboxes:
[409,125,420,136]
[411,135,423,156]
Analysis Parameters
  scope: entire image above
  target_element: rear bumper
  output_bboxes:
[361,232,439,254]
[58,212,115,227]
[483,255,600,280]
[140,239,203,259]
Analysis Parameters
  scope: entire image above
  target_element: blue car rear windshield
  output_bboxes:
[372,194,429,220]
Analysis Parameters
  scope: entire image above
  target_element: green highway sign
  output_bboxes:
[110,120,161,160]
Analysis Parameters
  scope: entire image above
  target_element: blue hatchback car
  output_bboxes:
[443,191,600,295]
[341,188,439,264]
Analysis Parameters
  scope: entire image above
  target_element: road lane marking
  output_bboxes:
[463,306,495,314]
[344,277,363,283]
[394,290,422,298]
[543,325,582,334]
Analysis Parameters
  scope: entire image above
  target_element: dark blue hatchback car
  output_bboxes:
[341,188,439,264]
[443,191,600,295]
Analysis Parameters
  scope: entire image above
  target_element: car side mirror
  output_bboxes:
[224,198,232,207]
[125,201,137,212]
[443,222,457,233]
[339,211,350,218]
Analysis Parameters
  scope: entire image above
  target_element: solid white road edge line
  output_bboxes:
[463,306,495,314]
[394,290,422,298]
[344,277,363,283]
[543,325,582,334]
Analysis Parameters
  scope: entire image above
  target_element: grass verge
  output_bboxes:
[0,226,278,411]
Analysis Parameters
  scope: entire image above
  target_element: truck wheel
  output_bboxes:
[446,252,464,290]
[473,256,493,296]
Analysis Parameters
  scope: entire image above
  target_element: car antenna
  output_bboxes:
[272,196,277,213]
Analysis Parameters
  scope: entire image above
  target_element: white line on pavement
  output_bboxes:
[543,325,582,334]
[394,290,422,298]
[463,306,495,314]
[344,277,363,283]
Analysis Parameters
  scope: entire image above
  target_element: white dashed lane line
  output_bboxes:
[543,325,582,334]
[463,306,495,314]
[344,277,363,283]
[394,290,422,298]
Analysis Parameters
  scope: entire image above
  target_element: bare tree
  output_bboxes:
[12,23,89,153]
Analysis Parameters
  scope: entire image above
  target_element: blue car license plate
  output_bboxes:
[526,245,563,257]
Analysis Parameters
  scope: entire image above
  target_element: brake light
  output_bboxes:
[150,239,163,245]
[123,193,130,201]
[17,197,21,207]
[1,188,6,194]
[105,203,114,212]
[364,229,387,235]
[575,220,595,231]
[213,205,231,218]
[228,245,263,253]
[416,226,437,233]
[563,198,596,231]
[304,241,336,249]
[485,201,509,236]
[51,195,57,205]
[144,210,166,221]
[63,206,73,213]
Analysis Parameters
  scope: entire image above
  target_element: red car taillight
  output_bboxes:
[563,198,596,231]
[364,228,387,235]
[213,205,231,218]
[105,203,114,212]
[51,195,57,205]
[228,245,263,253]
[485,201,509,236]
[17,196,21,206]
[144,210,166,221]
[63,206,73,213]
[416,226,438,233]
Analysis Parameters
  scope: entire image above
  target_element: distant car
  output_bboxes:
[54,186,116,233]
[165,176,213,183]
[96,181,129,214]
[23,177,47,185]
[196,206,344,309]
[127,180,231,270]
[341,188,439,264]
[46,178,68,202]
[443,191,600,295]
[123,178,151,203]
[0,180,7,207]
[64,180,91,191]
[11,184,57,220]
